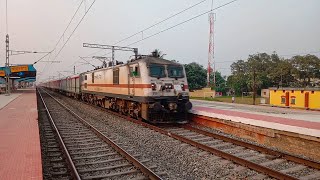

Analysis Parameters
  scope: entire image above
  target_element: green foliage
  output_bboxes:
[150,49,166,58]
[184,62,207,90]
[228,52,320,95]
[184,62,227,92]
[210,71,227,94]
[184,53,320,96]
[291,54,320,86]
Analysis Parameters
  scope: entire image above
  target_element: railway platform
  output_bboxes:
[0,89,42,179]
[190,99,320,138]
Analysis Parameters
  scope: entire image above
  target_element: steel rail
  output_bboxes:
[42,88,314,179]
[40,88,162,180]
[63,98,297,179]
[37,88,81,180]
[125,121,298,180]
[181,124,320,170]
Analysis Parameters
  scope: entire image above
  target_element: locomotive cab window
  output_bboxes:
[149,64,165,78]
[113,69,119,84]
[84,75,87,80]
[130,66,140,77]
[168,65,184,78]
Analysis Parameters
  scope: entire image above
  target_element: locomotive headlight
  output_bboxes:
[181,84,185,91]
[151,83,156,90]
[168,102,177,110]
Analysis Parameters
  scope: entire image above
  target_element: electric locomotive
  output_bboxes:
[42,56,192,123]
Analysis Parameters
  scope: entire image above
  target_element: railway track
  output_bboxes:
[120,120,320,179]
[38,88,162,180]
[38,97,71,180]
[42,88,320,179]
[160,125,320,180]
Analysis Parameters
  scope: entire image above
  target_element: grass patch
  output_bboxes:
[191,96,261,105]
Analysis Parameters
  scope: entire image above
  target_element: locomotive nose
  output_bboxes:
[185,101,192,111]
[153,102,162,112]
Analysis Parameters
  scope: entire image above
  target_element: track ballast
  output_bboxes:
[38,88,161,180]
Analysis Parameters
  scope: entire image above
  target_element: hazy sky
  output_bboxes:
[0,0,319,82]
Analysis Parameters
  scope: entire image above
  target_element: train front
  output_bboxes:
[143,58,192,123]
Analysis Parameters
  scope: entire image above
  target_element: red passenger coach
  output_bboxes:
[65,75,80,98]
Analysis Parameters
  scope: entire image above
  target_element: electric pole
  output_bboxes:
[5,34,10,95]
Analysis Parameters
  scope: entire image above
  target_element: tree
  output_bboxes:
[246,53,273,104]
[291,54,320,87]
[150,49,166,58]
[210,71,226,94]
[227,75,248,96]
[184,62,207,90]
[229,59,250,95]
[227,52,320,99]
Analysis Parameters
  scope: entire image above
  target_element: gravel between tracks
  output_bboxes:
[191,123,320,164]
[50,92,272,180]
[37,93,71,180]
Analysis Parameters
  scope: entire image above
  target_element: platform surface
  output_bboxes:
[0,93,21,109]
[190,99,320,137]
[0,89,42,179]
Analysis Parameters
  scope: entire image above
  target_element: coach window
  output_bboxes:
[84,75,87,80]
[92,73,94,83]
[113,69,119,84]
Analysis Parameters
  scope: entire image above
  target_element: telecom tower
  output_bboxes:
[207,12,215,87]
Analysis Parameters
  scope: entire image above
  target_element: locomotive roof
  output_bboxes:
[82,57,182,74]
[130,57,181,66]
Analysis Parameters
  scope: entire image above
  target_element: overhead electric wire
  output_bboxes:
[125,0,238,47]
[114,0,208,45]
[51,0,84,52]
[86,0,208,57]
[96,0,238,58]
[39,0,95,79]
[37,53,52,76]
[33,52,52,64]
[42,0,96,78]
[68,0,238,73]
[34,0,84,69]
[52,0,96,61]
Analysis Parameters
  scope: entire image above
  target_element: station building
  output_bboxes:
[0,64,36,93]
[269,87,320,110]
